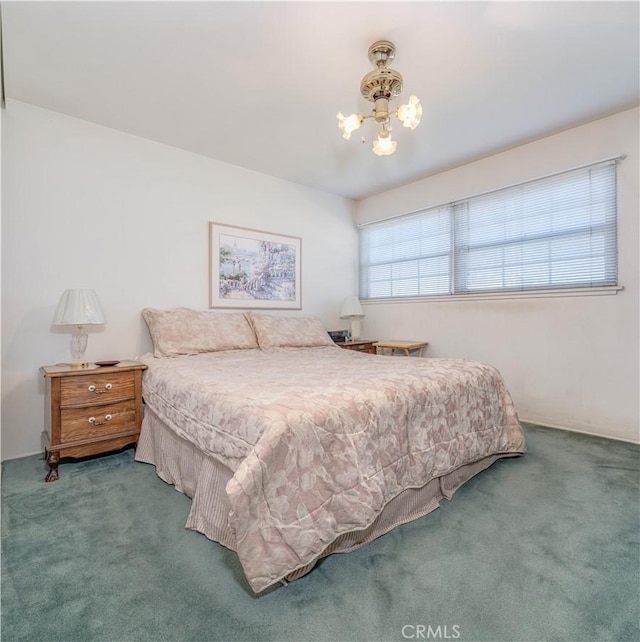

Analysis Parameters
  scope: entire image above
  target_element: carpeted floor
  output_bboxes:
[1,423,639,642]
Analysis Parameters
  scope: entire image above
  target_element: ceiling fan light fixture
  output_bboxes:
[372,129,397,156]
[337,112,363,140]
[397,95,423,130]
[338,41,421,156]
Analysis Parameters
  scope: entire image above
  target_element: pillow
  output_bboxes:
[142,307,258,358]
[246,313,336,351]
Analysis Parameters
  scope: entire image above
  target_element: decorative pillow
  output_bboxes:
[142,308,259,358]
[246,312,336,351]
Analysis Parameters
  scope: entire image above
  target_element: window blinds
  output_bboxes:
[453,161,617,293]
[359,206,451,299]
[359,159,618,300]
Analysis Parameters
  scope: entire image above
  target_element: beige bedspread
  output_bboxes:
[141,347,525,592]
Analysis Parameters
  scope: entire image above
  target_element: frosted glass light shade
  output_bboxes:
[372,131,397,156]
[337,112,363,140]
[53,289,106,326]
[397,95,423,130]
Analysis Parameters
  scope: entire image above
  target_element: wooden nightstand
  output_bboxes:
[40,361,147,482]
[338,340,378,355]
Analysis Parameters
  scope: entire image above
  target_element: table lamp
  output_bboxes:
[53,289,106,368]
[340,296,365,340]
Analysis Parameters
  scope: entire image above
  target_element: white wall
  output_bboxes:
[3,102,637,460]
[357,108,639,443]
[1,100,358,460]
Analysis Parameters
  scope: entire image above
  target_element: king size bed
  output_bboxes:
[135,308,526,593]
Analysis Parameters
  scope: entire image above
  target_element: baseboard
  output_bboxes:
[519,417,640,445]
[3,419,638,464]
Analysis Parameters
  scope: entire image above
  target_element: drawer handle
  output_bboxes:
[89,414,113,426]
[87,383,113,394]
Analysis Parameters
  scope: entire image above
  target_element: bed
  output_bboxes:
[135,308,526,593]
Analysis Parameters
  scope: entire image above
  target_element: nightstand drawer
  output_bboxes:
[60,371,134,407]
[339,340,377,354]
[60,400,137,442]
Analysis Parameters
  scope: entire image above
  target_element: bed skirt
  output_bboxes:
[135,407,509,587]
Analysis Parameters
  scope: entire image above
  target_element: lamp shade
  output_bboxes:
[53,289,106,326]
[340,296,364,318]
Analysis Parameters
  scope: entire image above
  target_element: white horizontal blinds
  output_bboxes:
[359,206,451,299]
[359,158,618,300]
[454,161,617,293]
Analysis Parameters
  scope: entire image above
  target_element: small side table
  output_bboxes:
[338,340,378,355]
[40,360,147,482]
[376,341,429,357]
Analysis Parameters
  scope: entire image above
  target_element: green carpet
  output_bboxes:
[2,423,638,642]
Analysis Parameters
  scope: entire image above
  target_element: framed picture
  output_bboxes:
[209,222,302,309]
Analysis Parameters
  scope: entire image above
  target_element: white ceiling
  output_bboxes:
[2,1,639,200]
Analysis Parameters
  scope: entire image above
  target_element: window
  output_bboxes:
[359,159,618,300]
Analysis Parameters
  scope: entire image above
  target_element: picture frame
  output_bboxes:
[209,222,302,309]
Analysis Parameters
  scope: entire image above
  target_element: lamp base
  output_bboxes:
[70,325,88,368]
[349,319,362,341]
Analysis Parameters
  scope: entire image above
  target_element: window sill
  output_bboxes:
[361,285,623,305]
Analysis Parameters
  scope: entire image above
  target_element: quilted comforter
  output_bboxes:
[141,346,525,592]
